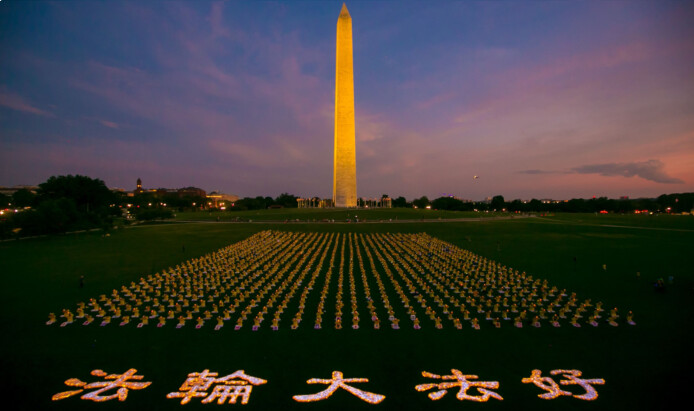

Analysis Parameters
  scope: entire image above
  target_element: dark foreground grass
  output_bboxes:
[1,214,693,410]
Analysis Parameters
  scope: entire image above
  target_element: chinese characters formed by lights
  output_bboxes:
[52,368,151,402]
[52,367,604,404]
[167,370,267,405]
[415,369,502,402]
[293,371,385,404]
[522,369,605,401]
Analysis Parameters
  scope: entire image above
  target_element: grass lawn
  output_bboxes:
[172,208,508,222]
[1,212,692,410]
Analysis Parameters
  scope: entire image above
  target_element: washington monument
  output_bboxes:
[333,3,357,208]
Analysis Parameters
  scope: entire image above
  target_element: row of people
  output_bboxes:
[49,231,633,330]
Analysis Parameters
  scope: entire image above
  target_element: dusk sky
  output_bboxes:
[1,1,693,201]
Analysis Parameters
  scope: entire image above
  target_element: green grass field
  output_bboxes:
[172,208,508,222]
[2,211,692,410]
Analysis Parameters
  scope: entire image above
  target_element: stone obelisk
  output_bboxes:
[333,3,357,208]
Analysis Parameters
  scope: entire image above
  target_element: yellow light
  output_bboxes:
[50,231,627,332]
[52,369,151,402]
[415,369,502,402]
[522,369,604,401]
[293,371,385,404]
[167,370,266,405]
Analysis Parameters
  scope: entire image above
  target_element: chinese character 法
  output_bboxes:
[52,368,151,402]
[415,369,503,402]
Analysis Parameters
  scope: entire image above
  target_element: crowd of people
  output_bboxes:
[48,230,634,330]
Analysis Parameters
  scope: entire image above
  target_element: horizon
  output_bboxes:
[2,1,693,199]
[2,178,690,204]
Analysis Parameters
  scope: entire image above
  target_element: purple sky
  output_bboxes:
[1,1,693,200]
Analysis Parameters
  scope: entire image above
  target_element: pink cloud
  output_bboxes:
[0,88,55,117]
[6,1,690,200]
[519,41,655,87]
[99,120,120,129]
[416,91,457,110]
[70,60,239,138]
[208,1,231,39]
[67,1,332,147]
[0,139,170,188]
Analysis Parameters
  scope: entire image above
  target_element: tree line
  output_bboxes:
[231,193,299,210]
[1,174,691,239]
[0,175,303,238]
[394,194,694,214]
[0,175,119,238]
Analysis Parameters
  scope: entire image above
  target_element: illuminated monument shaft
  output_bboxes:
[333,3,357,208]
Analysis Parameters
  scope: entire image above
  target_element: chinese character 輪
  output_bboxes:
[167,369,267,405]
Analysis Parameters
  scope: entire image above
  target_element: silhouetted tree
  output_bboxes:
[490,195,506,211]
[38,175,114,214]
[432,196,469,211]
[0,193,12,208]
[0,175,117,237]
[12,188,36,208]
[412,196,430,209]
[392,196,409,208]
[275,193,298,208]
[528,199,542,211]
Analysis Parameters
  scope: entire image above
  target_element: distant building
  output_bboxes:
[206,191,240,209]
[129,178,207,199]
[357,197,392,208]
[297,197,391,208]
[155,188,178,196]
[178,187,206,198]
[0,185,39,196]
[298,198,334,208]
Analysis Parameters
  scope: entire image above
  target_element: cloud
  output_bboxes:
[208,136,314,168]
[571,160,683,184]
[208,1,231,39]
[356,112,390,144]
[518,169,556,175]
[0,88,55,117]
[520,41,655,87]
[99,120,120,129]
[517,160,684,184]
[416,91,457,110]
